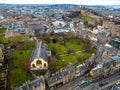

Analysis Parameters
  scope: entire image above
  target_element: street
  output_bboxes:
[55,72,120,90]
[73,72,120,90]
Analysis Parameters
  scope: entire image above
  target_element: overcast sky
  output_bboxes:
[0,0,120,5]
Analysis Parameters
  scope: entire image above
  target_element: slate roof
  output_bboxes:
[29,24,46,34]
[112,56,120,63]
[100,59,113,68]
[0,44,4,49]
[14,76,45,90]
[76,64,86,73]
[29,24,51,34]
[47,66,75,85]
[92,64,103,74]
[30,41,51,62]
[28,77,45,89]
[47,72,63,85]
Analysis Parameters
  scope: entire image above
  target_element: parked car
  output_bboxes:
[116,82,120,85]
[107,86,112,89]
[99,82,108,87]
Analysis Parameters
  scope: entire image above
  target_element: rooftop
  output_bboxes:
[14,76,45,90]
[100,59,113,68]
[31,41,51,62]
[47,66,75,85]
[92,64,103,74]
[112,56,120,63]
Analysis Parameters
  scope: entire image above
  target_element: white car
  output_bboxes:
[116,81,120,85]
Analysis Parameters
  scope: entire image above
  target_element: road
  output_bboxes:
[55,63,120,90]
[56,75,87,90]
[100,75,120,90]
[72,72,120,90]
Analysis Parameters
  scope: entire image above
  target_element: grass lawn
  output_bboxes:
[60,52,83,62]
[53,52,94,72]
[48,38,96,72]
[0,35,30,43]
[33,70,46,76]
[0,28,6,33]
[17,41,36,49]
[80,14,97,21]
[48,41,67,54]
[53,60,68,72]
[73,52,93,67]
[11,50,33,87]
[66,39,83,51]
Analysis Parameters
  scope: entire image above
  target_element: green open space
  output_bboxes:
[33,70,46,76]
[0,28,6,33]
[73,53,93,67]
[0,35,30,43]
[80,14,97,21]
[4,33,96,87]
[10,40,36,88]
[48,38,96,72]
[66,38,83,51]
[53,60,68,72]
[60,52,83,62]
[48,41,67,54]
[11,50,33,87]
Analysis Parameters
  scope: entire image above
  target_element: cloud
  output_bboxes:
[0,0,120,5]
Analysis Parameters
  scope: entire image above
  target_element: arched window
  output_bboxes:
[44,63,46,67]
[36,60,42,64]
[32,64,35,67]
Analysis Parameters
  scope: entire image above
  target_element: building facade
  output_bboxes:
[0,47,4,67]
[30,41,51,70]
[14,76,45,90]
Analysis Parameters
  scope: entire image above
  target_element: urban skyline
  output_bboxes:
[0,0,120,5]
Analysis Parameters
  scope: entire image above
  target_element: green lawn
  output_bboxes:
[17,41,36,49]
[48,38,96,72]
[48,41,67,54]
[33,70,46,76]
[0,35,30,43]
[0,28,6,33]
[53,60,68,72]
[73,52,93,67]
[60,52,83,62]
[11,50,33,87]
[80,14,97,21]
[53,52,94,72]
[66,39,83,51]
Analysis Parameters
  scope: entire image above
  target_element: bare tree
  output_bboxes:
[83,36,93,52]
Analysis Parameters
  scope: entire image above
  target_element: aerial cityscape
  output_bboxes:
[0,0,120,90]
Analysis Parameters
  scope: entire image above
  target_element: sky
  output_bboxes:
[0,0,120,5]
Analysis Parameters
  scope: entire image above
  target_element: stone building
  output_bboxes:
[14,76,45,90]
[0,45,4,67]
[46,66,75,89]
[30,41,51,70]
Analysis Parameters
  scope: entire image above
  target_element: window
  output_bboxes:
[36,60,42,64]
[44,63,46,67]
[32,64,35,67]
[44,63,47,67]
